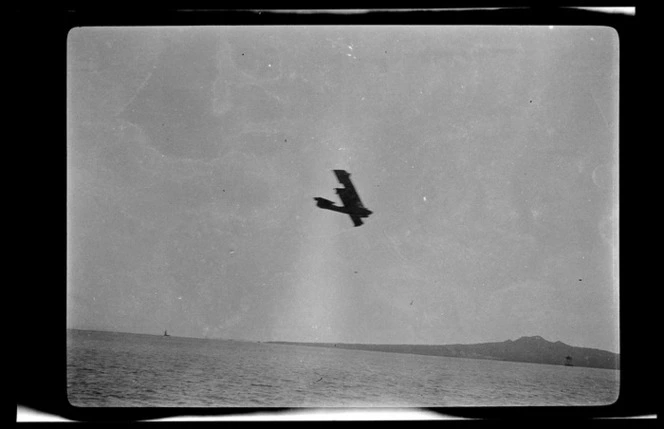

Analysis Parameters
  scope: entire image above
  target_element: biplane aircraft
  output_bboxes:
[314,170,373,227]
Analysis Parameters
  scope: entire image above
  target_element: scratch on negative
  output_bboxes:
[589,89,611,133]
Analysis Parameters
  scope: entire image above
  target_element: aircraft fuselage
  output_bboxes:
[314,197,372,217]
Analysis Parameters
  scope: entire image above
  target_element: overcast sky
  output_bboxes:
[67,26,619,352]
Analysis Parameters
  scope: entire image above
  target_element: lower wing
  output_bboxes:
[349,214,364,227]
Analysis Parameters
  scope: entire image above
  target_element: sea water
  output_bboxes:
[67,330,619,407]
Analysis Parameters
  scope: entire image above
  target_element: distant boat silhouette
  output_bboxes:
[564,355,574,366]
[164,330,170,337]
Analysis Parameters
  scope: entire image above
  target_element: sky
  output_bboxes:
[67,26,619,352]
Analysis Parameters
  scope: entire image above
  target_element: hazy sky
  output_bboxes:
[67,26,619,352]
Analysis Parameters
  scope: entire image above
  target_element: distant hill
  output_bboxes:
[269,336,620,370]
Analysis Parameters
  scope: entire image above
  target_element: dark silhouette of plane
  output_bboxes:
[314,169,373,227]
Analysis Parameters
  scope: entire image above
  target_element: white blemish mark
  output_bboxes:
[423,196,427,202]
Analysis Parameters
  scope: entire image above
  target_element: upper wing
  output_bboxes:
[333,170,366,209]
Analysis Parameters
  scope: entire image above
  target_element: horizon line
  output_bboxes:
[66,328,619,354]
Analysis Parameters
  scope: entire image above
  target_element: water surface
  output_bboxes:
[67,330,619,407]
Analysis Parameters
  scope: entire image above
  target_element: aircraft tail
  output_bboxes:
[314,197,335,209]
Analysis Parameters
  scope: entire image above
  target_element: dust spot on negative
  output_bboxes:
[228,36,281,81]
